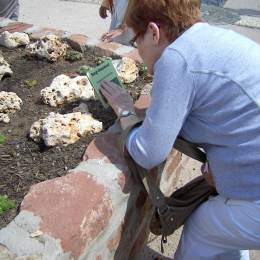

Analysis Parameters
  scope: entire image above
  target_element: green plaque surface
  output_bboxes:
[86,60,123,108]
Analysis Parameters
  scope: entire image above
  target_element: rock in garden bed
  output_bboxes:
[0,91,23,123]
[41,74,95,107]
[0,31,30,49]
[0,45,150,228]
[30,112,102,146]
[0,52,13,80]
[113,57,139,84]
[26,35,68,62]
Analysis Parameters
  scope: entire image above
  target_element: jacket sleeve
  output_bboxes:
[127,48,196,169]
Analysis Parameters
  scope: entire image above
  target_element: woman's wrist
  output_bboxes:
[119,114,141,131]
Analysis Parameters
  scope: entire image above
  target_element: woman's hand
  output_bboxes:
[100,80,135,117]
[101,25,127,42]
[99,5,109,19]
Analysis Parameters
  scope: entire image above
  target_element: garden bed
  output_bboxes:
[0,46,149,228]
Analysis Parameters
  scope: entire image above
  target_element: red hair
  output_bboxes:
[125,0,201,41]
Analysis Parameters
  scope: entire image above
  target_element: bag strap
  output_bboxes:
[174,137,206,163]
[144,138,207,207]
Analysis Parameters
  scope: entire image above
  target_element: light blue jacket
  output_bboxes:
[127,23,260,201]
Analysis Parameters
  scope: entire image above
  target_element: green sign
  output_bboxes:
[86,60,123,108]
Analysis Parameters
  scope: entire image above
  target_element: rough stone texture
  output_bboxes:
[0,54,13,81]
[0,211,70,259]
[30,112,103,146]
[112,57,139,84]
[120,49,142,64]
[0,31,30,49]
[29,28,69,41]
[66,34,89,52]
[21,171,113,259]
[26,35,68,62]
[83,132,134,193]
[41,74,95,107]
[0,91,22,123]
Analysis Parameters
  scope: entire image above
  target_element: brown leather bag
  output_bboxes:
[123,148,217,253]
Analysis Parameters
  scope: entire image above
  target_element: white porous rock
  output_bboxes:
[0,53,13,80]
[29,119,44,143]
[41,74,95,107]
[30,112,103,146]
[0,113,10,123]
[0,31,30,49]
[0,91,23,123]
[112,57,139,84]
[26,35,68,62]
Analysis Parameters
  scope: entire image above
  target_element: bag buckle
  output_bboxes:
[157,205,169,216]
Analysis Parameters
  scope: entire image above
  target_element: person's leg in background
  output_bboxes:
[174,195,260,260]
[10,0,19,21]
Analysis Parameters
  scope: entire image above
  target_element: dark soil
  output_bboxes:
[0,46,149,228]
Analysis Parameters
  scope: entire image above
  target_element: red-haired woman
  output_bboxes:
[101,1,260,259]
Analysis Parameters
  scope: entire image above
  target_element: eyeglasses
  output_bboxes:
[129,23,160,48]
[129,32,141,48]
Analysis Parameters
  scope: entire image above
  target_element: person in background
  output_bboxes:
[100,0,260,259]
[0,0,19,21]
[99,0,133,46]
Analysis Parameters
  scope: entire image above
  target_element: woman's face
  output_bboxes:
[134,23,170,75]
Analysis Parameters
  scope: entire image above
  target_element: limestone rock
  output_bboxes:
[26,35,68,62]
[0,53,13,80]
[0,31,30,49]
[0,113,10,123]
[0,91,23,123]
[112,57,139,84]
[41,74,95,107]
[30,112,103,146]
[29,119,43,143]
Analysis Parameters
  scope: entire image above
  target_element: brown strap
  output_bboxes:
[174,137,206,163]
